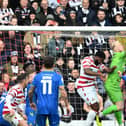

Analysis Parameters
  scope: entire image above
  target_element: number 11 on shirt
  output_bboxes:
[41,80,52,94]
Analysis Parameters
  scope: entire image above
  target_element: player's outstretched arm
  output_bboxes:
[84,68,103,76]
[104,66,117,73]
[29,86,35,103]
[28,86,36,110]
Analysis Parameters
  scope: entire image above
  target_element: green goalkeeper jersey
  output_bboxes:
[104,51,126,102]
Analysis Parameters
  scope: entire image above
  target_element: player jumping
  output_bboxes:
[77,51,116,126]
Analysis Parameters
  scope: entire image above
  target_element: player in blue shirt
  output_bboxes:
[0,81,11,126]
[29,56,68,126]
[118,71,126,81]
[25,72,37,126]
[122,75,126,81]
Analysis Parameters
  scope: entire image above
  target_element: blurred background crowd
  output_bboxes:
[1,0,126,26]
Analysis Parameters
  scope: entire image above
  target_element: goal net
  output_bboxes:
[0,26,126,126]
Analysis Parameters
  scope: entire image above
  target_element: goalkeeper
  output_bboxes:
[100,41,126,126]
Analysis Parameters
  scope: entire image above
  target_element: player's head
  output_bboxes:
[16,72,30,88]
[43,56,55,69]
[23,59,36,72]
[94,51,105,65]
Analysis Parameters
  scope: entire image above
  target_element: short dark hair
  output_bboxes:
[68,80,75,83]
[97,7,106,14]
[95,51,105,59]
[16,73,29,83]
[43,56,54,69]
[23,59,35,71]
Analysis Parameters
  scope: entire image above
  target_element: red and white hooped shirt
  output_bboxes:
[77,56,105,88]
[3,85,26,115]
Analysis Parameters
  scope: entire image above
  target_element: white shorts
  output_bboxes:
[77,86,99,105]
[3,111,24,126]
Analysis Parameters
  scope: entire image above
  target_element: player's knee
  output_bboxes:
[116,102,124,111]
[117,104,124,111]
[90,102,99,112]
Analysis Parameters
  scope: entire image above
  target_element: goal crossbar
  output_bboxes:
[0,26,126,32]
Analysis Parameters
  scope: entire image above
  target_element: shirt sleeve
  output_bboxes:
[5,89,18,110]
[5,94,14,110]
[82,59,91,69]
[8,88,18,97]
[58,75,64,86]
[99,64,106,71]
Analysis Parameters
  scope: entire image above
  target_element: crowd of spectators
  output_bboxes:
[0,0,126,123]
[1,0,126,26]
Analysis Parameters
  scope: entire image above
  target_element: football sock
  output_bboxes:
[114,111,122,125]
[102,105,118,115]
[86,110,96,126]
